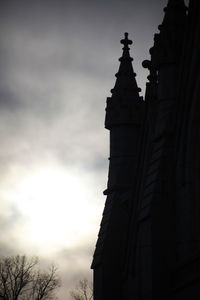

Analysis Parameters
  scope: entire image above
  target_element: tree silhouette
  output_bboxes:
[0,255,60,300]
[70,278,93,300]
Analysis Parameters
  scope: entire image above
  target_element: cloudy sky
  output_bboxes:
[0,0,172,298]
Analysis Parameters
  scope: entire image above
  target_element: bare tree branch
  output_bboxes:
[0,255,60,300]
[70,278,93,300]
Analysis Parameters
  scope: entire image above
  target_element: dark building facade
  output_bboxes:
[91,0,200,299]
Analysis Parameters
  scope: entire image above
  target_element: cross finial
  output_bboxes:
[120,32,132,49]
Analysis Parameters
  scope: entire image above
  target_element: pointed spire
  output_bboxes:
[149,0,187,68]
[105,33,143,129]
[165,0,187,11]
[111,32,141,99]
[160,0,187,28]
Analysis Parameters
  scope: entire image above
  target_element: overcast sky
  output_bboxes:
[0,0,173,298]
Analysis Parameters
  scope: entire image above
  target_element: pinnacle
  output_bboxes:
[163,0,187,18]
[110,33,141,99]
[158,0,187,32]
[166,0,186,8]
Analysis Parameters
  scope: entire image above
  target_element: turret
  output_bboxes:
[92,33,144,300]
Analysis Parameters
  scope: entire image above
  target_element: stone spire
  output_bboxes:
[105,33,143,129]
[150,0,187,68]
[161,0,187,29]
[111,32,141,99]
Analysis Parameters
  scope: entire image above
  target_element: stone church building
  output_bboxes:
[92,0,200,299]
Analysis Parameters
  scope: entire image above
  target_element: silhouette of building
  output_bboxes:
[91,0,200,299]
